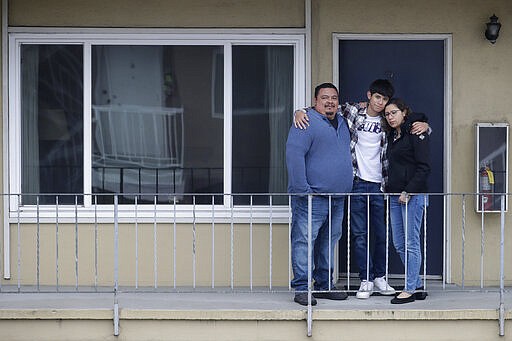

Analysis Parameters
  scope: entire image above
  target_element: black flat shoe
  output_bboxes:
[294,292,317,306]
[391,294,415,304]
[414,292,428,300]
[313,290,348,300]
[414,289,428,300]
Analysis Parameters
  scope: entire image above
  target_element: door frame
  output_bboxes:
[332,33,453,282]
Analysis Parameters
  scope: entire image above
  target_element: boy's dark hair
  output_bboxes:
[368,79,394,99]
[314,82,339,98]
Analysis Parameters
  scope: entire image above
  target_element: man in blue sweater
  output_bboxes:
[286,83,353,306]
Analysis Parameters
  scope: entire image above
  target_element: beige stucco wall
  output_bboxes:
[310,0,512,285]
[5,223,289,290]
[9,0,305,28]
[2,0,512,286]
[8,223,290,287]
[1,318,511,341]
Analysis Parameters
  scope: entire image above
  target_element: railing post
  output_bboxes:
[16,194,21,292]
[442,194,447,290]
[328,195,332,291]
[307,194,313,337]
[74,195,79,292]
[113,195,120,336]
[230,195,234,290]
[498,194,505,336]
[212,195,216,289]
[288,195,292,291]
[193,195,197,289]
[461,194,466,289]
[366,194,370,283]
[153,196,158,289]
[56,196,59,292]
[36,196,40,292]
[269,195,273,291]
[250,195,253,291]
[480,195,485,290]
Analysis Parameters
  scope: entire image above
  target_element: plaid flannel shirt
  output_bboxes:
[339,103,389,192]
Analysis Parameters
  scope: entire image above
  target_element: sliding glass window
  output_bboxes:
[11,35,301,208]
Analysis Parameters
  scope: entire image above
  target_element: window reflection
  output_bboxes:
[92,46,224,204]
[21,45,84,205]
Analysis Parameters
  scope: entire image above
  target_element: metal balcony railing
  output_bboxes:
[0,192,508,336]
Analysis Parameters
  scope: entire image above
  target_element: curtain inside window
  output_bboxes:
[21,46,40,199]
[266,46,293,197]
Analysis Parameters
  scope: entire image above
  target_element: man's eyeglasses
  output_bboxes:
[384,109,401,117]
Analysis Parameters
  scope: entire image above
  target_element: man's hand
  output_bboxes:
[411,121,429,135]
[293,109,310,129]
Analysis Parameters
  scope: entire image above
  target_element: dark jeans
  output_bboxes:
[290,196,345,291]
[350,179,386,281]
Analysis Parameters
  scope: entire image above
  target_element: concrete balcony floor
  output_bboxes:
[0,282,510,315]
[0,282,511,341]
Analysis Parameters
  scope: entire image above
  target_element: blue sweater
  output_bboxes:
[286,108,353,195]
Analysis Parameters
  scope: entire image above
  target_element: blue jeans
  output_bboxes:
[290,195,345,291]
[349,179,386,281]
[389,194,428,293]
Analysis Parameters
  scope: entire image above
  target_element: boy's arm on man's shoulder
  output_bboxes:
[340,102,363,118]
[293,108,311,130]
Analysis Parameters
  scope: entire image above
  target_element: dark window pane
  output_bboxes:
[232,45,293,205]
[21,45,84,205]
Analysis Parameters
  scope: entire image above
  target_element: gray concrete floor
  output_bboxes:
[0,282,509,312]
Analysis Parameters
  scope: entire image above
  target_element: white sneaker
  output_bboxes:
[355,280,374,299]
[373,276,396,295]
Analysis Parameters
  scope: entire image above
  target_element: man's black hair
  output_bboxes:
[314,82,339,98]
[368,79,394,99]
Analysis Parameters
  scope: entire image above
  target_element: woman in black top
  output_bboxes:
[383,98,431,304]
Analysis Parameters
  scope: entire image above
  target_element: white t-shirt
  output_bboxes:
[354,112,383,183]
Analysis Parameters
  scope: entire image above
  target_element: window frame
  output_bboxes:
[7,29,306,222]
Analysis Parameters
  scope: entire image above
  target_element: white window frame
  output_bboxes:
[7,29,306,223]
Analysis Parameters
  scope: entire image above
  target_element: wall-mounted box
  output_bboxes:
[475,123,509,213]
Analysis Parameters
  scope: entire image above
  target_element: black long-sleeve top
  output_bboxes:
[385,112,431,194]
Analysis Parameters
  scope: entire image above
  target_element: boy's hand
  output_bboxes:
[294,109,310,129]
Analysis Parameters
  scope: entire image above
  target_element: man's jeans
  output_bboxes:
[290,195,345,292]
[350,179,386,281]
[389,194,427,293]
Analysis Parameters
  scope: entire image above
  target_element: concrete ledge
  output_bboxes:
[314,309,501,320]
[0,307,507,322]
[0,309,113,320]
[120,309,306,320]
[120,308,507,321]
[0,290,510,341]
